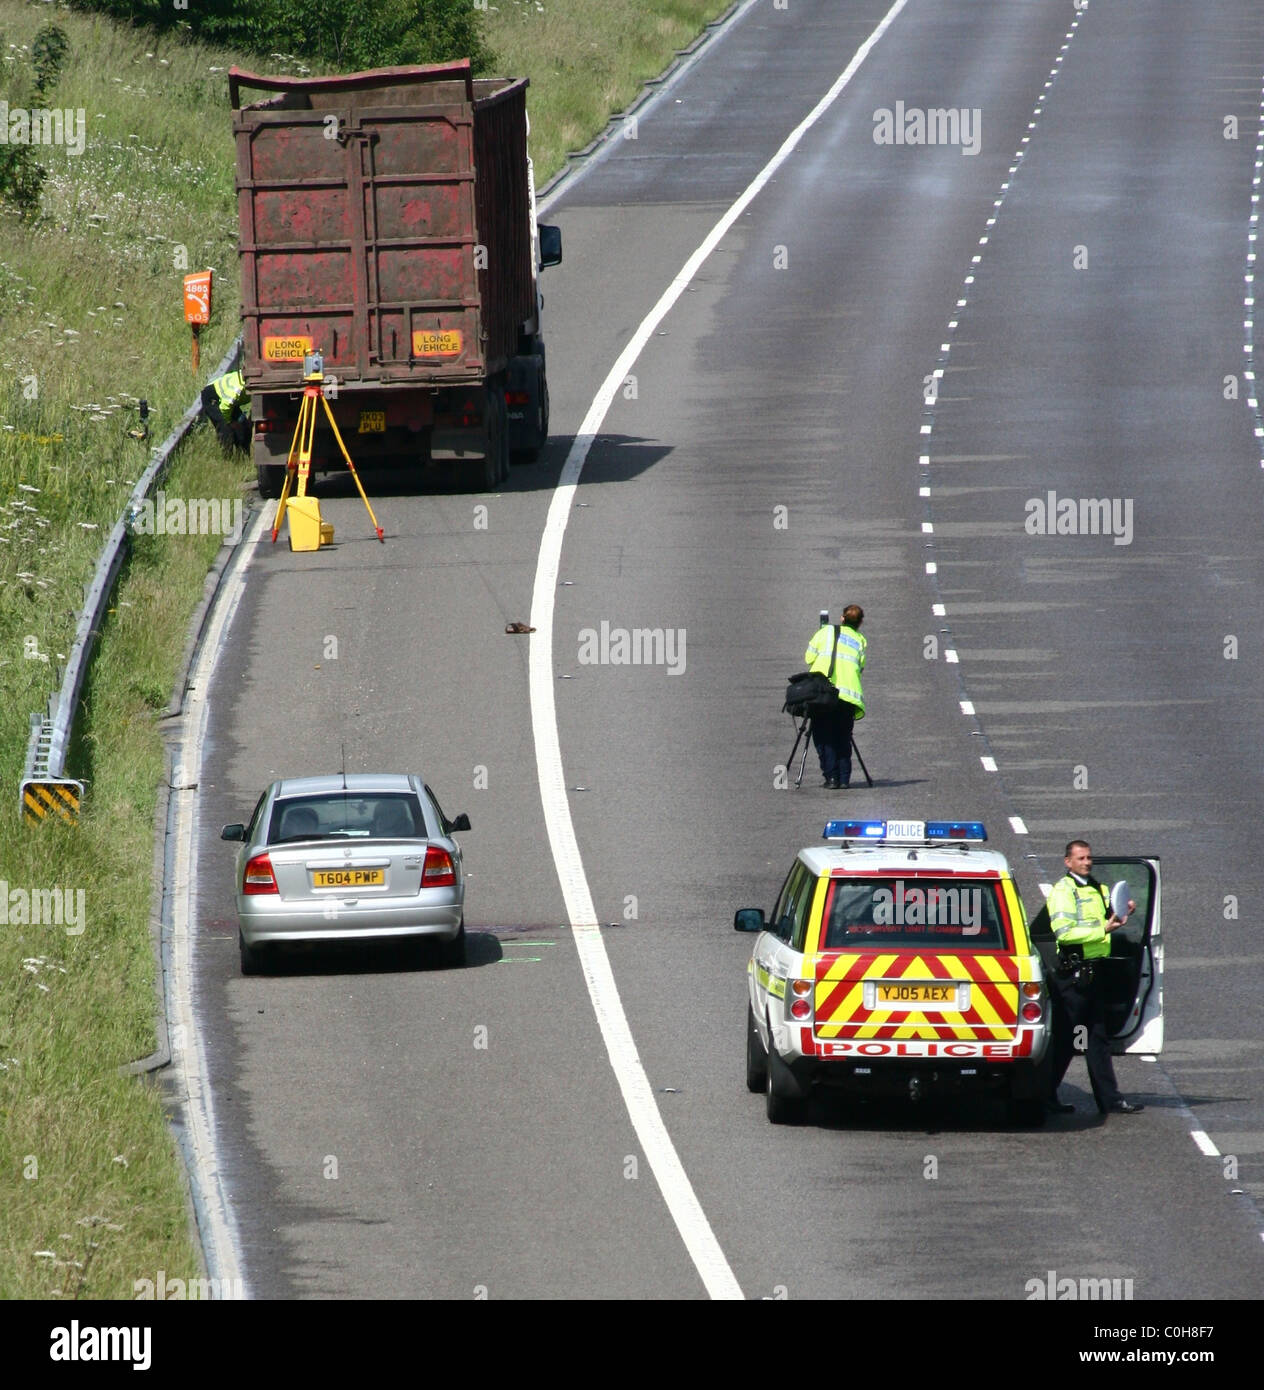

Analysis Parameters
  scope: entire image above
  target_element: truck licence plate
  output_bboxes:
[358,412,386,434]
[312,869,384,888]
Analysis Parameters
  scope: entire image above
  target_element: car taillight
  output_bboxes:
[422,845,456,887]
[1021,982,1041,1000]
[505,390,530,405]
[1021,1001,1043,1022]
[243,853,278,895]
[789,978,813,1020]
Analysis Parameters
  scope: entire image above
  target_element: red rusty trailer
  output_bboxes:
[229,60,561,495]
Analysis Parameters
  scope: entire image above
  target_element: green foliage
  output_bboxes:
[31,22,70,94]
[66,0,494,73]
[0,146,46,218]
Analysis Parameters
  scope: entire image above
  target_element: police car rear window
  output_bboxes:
[821,876,1008,949]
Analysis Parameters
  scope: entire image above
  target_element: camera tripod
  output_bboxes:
[787,713,873,789]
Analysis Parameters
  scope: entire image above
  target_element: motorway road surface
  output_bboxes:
[191,0,1264,1299]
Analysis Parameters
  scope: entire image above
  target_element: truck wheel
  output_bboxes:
[257,464,285,499]
[765,1040,807,1125]
[746,1004,768,1093]
[512,372,549,465]
[494,388,510,483]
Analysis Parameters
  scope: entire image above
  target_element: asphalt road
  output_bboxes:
[192,0,1264,1300]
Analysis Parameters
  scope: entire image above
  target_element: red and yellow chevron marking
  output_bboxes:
[813,950,1032,1041]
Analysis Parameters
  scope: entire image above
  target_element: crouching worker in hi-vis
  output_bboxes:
[201,368,251,452]
[804,604,865,789]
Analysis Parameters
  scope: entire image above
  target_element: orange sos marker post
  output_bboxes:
[183,270,212,373]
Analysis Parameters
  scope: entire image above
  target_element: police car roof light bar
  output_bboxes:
[823,819,987,845]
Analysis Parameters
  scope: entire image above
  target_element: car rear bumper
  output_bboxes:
[785,1054,1048,1099]
[239,899,462,945]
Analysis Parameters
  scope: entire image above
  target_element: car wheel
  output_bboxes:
[746,1004,768,1093]
[435,920,466,969]
[765,1038,807,1125]
[239,931,271,976]
[1006,1096,1047,1128]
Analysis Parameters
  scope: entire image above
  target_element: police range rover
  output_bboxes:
[735,819,1163,1125]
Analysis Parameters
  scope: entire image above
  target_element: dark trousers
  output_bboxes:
[1048,966,1122,1110]
[811,700,857,785]
[202,384,250,451]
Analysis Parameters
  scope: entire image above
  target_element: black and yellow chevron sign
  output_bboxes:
[20,778,83,826]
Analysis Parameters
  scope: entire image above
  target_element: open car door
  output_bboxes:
[1027,856,1163,1054]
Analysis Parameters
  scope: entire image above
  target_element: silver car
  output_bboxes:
[221,774,470,974]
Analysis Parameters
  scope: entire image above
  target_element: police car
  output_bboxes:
[735,820,1163,1125]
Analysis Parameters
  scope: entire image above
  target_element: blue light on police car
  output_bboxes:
[924,820,987,842]
[823,820,887,840]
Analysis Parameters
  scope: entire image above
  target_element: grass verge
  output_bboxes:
[0,0,733,1297]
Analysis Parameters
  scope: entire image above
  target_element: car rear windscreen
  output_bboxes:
[268,793,423,843]
[822,876,1008,949]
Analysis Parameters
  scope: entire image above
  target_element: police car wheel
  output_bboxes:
[1006,1096,1047,1128]
[765,1045,807,1125]
[746,1006,768,1093]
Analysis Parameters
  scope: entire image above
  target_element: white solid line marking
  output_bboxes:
[172,509,270,1298]
[527,0,912,1302]
[1191,1129,1220,1158]
[960,700,974,715]
[980,756,998,772]
[1009,816,1028,834]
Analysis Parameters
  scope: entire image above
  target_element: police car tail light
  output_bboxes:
[789,978,813,1021]
[243,853,278,895]
[422,845,456,887]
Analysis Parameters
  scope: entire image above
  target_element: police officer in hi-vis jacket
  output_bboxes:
[1046,839,1143,1116]
[803,604,865,789]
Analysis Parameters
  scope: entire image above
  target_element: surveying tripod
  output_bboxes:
[786,713,873,789]
[271,354,384,545]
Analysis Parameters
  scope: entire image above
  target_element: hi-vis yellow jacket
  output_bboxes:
[805,623,866,717]
[1048,874,1111,959]
[211,370,250,418]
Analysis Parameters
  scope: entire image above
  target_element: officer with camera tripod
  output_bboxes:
[803,604,866,788]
